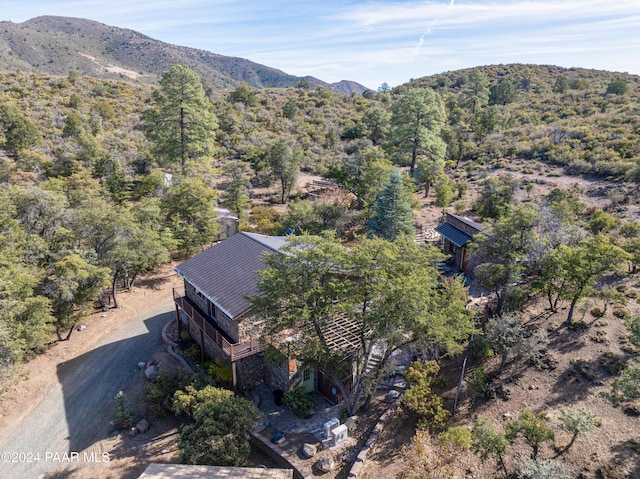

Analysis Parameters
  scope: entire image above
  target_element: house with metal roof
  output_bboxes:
[173,232,288,389]
[173,231,368,404]
[435,213,483,272]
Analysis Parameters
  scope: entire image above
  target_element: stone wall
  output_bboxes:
[237,313,265,343]
[235,353,266,390]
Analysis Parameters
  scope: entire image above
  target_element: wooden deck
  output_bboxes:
[173,289,262,362]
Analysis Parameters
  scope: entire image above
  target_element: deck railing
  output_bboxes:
[173,288,262,361]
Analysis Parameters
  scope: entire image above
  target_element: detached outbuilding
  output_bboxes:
[435,213,483,272]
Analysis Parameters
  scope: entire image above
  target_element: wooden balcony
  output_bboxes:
[173,289,262,361]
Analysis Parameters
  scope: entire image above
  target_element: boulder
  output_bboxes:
[145,364,159,380]
[316,455,335,473]
[302,443,317,458]
[137,361,146,370]
[386,390,401,401]
[136,419,150,434]
[77,324,86,331]
[344,416,357,430]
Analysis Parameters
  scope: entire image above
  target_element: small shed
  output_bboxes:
[435,213,483,272]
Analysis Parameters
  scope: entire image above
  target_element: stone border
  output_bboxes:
[346,396,403,479]
[161,320,195,373]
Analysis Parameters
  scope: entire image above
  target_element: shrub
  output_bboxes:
[611,360,640,406]
[505,410,555,460]
[185,343,202,362]
[439,426,471,450]
[202,357,233,385]
[590,306,605,318]
[517,458,572,479]
[613,307,631,319]
[465,368,491,402]
[470,335,494,360]
[180,396,257,466]
[141,368,196,418]
[112,391,134,429]
[403,360,451,431]
[283,386,315,419]
[172,384,235,417]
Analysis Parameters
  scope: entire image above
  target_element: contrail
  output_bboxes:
[412,0,454,59]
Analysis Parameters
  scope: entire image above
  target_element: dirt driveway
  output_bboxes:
[0,264,183,479]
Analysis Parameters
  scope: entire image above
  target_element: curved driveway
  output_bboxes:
[0,297,174,479]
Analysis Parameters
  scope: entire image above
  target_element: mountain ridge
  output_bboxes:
[0,15,368,94]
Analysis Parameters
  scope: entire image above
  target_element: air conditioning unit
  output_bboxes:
[331,424,348,447]
[323,418,340,439]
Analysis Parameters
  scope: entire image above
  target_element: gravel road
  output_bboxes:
[0,297,175,479]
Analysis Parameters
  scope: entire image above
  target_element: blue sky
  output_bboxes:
[4,0,640,90]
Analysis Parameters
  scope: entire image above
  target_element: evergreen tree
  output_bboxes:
[112,390,134,428]
[266,139,300,204]
[367,169,415,241]
[143,65,218,173]
[463,68,490,114]
[388,88,447,176]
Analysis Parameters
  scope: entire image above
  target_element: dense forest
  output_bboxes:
[1,62,640,477]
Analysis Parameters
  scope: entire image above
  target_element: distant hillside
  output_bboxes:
[0,16,367,94]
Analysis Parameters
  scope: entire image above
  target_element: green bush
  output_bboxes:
[180,396,257,466]
[466,368,491,402]
[403,360,451,431]
[141,368,196,418]
[202,357,233,385]
[172,384,235,417]
[590,306,605,318]
[283,386,315,419]
[613,307,631,319]
[470,335,494,360]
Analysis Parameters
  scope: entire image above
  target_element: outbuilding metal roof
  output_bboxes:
[435,222,474,247]
[175,232,287,319]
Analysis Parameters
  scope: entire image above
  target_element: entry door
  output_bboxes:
[302,368,314,393]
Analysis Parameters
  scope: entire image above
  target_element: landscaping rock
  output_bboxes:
[344,416,357,430]
[385,390,400,401]
[136,419,149,434]
[145,364,159,380]
[316,455,335,473]
[302,442,317,458]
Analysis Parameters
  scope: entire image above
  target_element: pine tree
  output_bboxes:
[367,169,415,241]
[143,65,218,173]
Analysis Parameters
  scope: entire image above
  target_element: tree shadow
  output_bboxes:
[55,310,173,455]
[609,439,640,479]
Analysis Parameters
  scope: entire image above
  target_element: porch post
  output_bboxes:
[232,361,238,390]
[175,303,181,338]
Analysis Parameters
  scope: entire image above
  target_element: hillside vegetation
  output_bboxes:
[1,61,640,478]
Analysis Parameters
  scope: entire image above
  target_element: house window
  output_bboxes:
[196,291,205,301]
[449,243,458,254]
